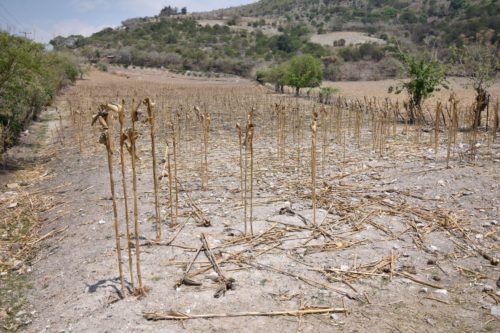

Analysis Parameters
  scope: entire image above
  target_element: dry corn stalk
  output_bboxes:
[101,102,135,289]
[311,111,318,226]
[168,121,179,220]
[91,106,126,298]
[165,142,176,226]
[198,107,211,190]
[236,123,244,205]
[128,100,147,296]
[144,98,161,241]
[243,109,255,235]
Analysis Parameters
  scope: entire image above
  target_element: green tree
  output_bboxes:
[286,54,323,96]
[257,64,288,93]
[389,51,448,123]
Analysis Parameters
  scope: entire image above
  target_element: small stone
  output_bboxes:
[98,220,106,224]
[207,272,218,281]
[7,202,18,209]
[491,305,500,317]
[427,245,439,253]
[16,310,26,317]
[432,275,441,282]
[483,285,493,292]
[330,314,339,321]
[419,287,428,294]
[425,317,436,326]
[434,289,448,296]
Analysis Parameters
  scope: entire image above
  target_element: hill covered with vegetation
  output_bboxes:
[50,0,498,80]
[218,0,499,46]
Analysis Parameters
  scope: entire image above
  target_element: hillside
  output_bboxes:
[50,0,499,80]
[215,0,499,47]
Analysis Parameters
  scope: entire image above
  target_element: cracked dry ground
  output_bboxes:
[7,70,500,332]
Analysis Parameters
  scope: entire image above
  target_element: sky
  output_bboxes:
[0,0,256,43]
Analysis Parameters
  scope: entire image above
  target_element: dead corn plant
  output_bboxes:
[127,100,147,296]
[91,106,126,298]
[311,111,318,226]
[243,109,255,235]
[101,102,135,289]
[165,142,176,227]
[236,123,244,204]
[144,98,161,241]
[168,121,179,221]
[434,102,442,154]
[199,108,211,190]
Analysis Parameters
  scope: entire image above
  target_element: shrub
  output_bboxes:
[0,32,80,150]
[96,62,108,72]
[389,51,448,123]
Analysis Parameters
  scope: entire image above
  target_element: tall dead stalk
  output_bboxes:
[102,102,135,290]
[91,107,126,298]
[169,121,179,220]
[243,109,255,235]
[200,110,211,190]
[127,100,147,296]
[311,111,318,226]
[434,102,441,154]
[165,142,176,227]
[236,123,244,204]
[144,98,161,241]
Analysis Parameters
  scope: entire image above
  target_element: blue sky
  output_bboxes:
[0,0,256,43]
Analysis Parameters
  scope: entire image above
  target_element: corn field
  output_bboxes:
[11,71,499,332]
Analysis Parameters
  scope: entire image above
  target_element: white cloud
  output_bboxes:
[34,19,111,43]
[53,18,110,37]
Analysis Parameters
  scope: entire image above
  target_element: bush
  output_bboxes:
[337,43,385,62]
[0,32,80,151]
[389,51,448,123]
[333,39,346,47]
[319,86,339,104]
[96,62,108,72]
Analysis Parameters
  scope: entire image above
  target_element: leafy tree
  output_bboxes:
[257,64,288,93]
[449,0,465,12]
[286,54,323,96]
[275,34,301,53]
[389,51,448,123]
[160,6,178,17]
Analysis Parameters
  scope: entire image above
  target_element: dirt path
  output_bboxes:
[2,70,499,332]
